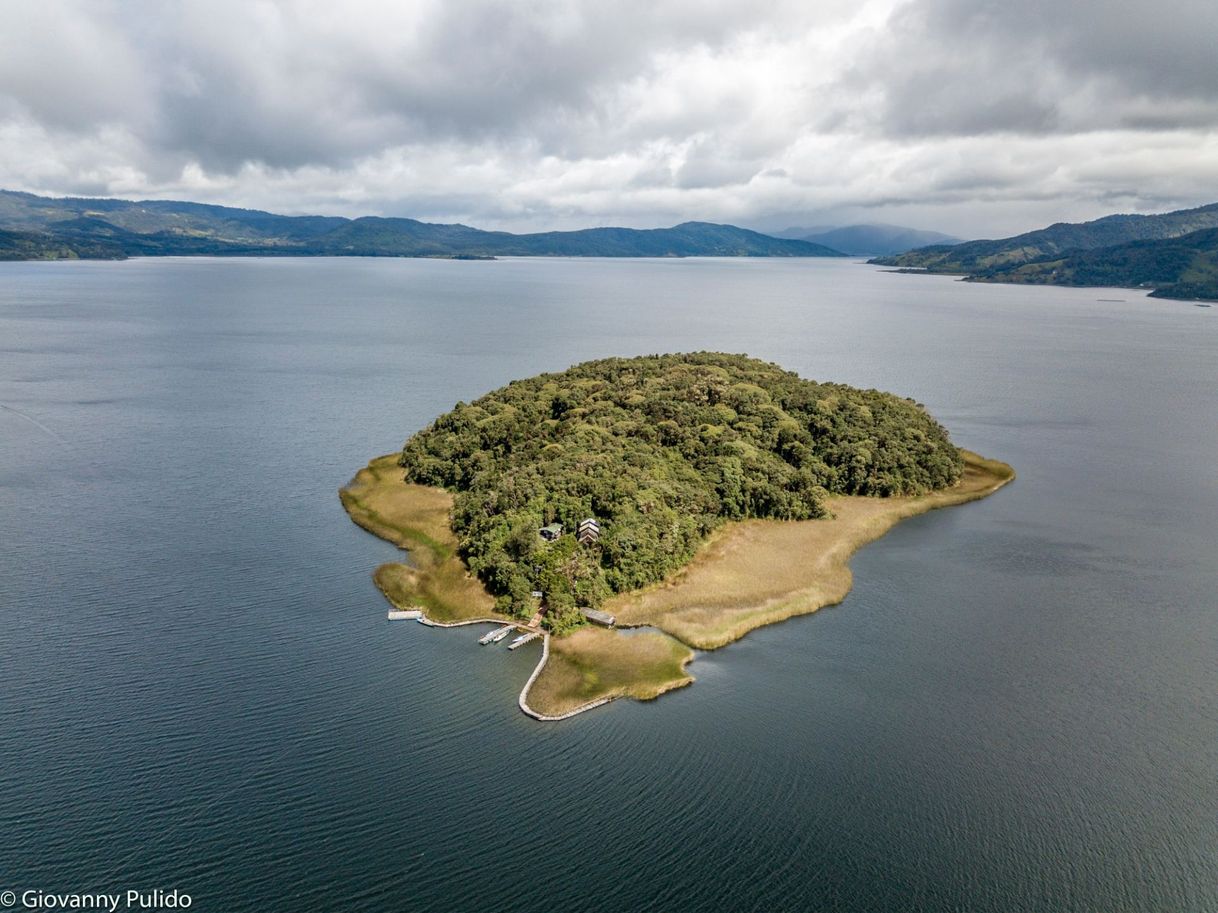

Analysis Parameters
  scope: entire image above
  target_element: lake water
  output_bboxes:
[1,257,1215,912]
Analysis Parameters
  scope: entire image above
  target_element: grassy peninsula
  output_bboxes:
[340,455,499,623]
[342,353,1012,718]
[341,452,696,714]
[608,450,1012,648]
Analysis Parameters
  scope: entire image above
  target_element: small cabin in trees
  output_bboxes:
[538,523,563,542]
[583,608,616,627]
[577,518,601,545]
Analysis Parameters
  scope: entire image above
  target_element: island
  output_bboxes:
[341,353,1014,719]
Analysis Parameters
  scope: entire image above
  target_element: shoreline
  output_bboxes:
[341,455,683,720]
[342,449,1013,720]
[608,450,1015,649]
[517,633,611,722]
[384,612,576,720]
[518,636,697,721]
[382,608,684,722]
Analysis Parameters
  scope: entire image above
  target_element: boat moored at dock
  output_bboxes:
[480,624,515,645]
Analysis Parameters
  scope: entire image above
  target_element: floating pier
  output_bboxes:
[508,631,541,650]
[387,609,423,620]
[480,625,515,645]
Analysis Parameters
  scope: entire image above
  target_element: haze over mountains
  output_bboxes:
[772,224,961,256]
[0,191,843,261]
[873,202,1218,301]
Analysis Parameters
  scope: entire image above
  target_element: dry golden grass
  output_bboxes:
[341,457,692,714]
[527,626,694,717]
[607,450,1014,649]
[340,454,456,555]
[340,454,500,623]
[342,449,1012,716]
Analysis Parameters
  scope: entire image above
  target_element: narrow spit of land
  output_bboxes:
[341,456,695,717]
[340,455,501,624]
[341,450,1012,719]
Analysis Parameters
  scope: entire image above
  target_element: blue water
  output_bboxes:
[1,257,1215,912]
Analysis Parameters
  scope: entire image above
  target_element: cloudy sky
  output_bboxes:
[2,0,1216,238]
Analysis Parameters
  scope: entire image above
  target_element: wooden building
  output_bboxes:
[582,608,616,627]
[577,518,600,545]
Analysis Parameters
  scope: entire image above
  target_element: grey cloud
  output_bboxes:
[0,0,1216,239]
[0,3,150,130]
[1,0,770,173]
[846,0,1218,137]
[674,140,763,189]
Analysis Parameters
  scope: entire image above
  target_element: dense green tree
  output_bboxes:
[401,353,963,628]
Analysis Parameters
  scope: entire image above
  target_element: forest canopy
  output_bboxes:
[400,353,963,631]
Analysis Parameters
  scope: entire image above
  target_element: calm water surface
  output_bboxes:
[1,257,1215,912]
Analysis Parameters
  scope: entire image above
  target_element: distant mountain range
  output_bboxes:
[773,223,961,256]
[871,202,1218,300]
[0,190,844,260]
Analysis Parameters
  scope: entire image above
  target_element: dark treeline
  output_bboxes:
[400,353,962,631]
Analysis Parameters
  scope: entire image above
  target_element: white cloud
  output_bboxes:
[0,0,1215,238]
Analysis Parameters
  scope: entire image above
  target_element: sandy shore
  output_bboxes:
[608,451,1014,649]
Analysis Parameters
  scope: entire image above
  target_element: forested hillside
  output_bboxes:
[0,190,843,260]
[872,202,1218,275]
[969,227,1218,300]
[0,227,124,260]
